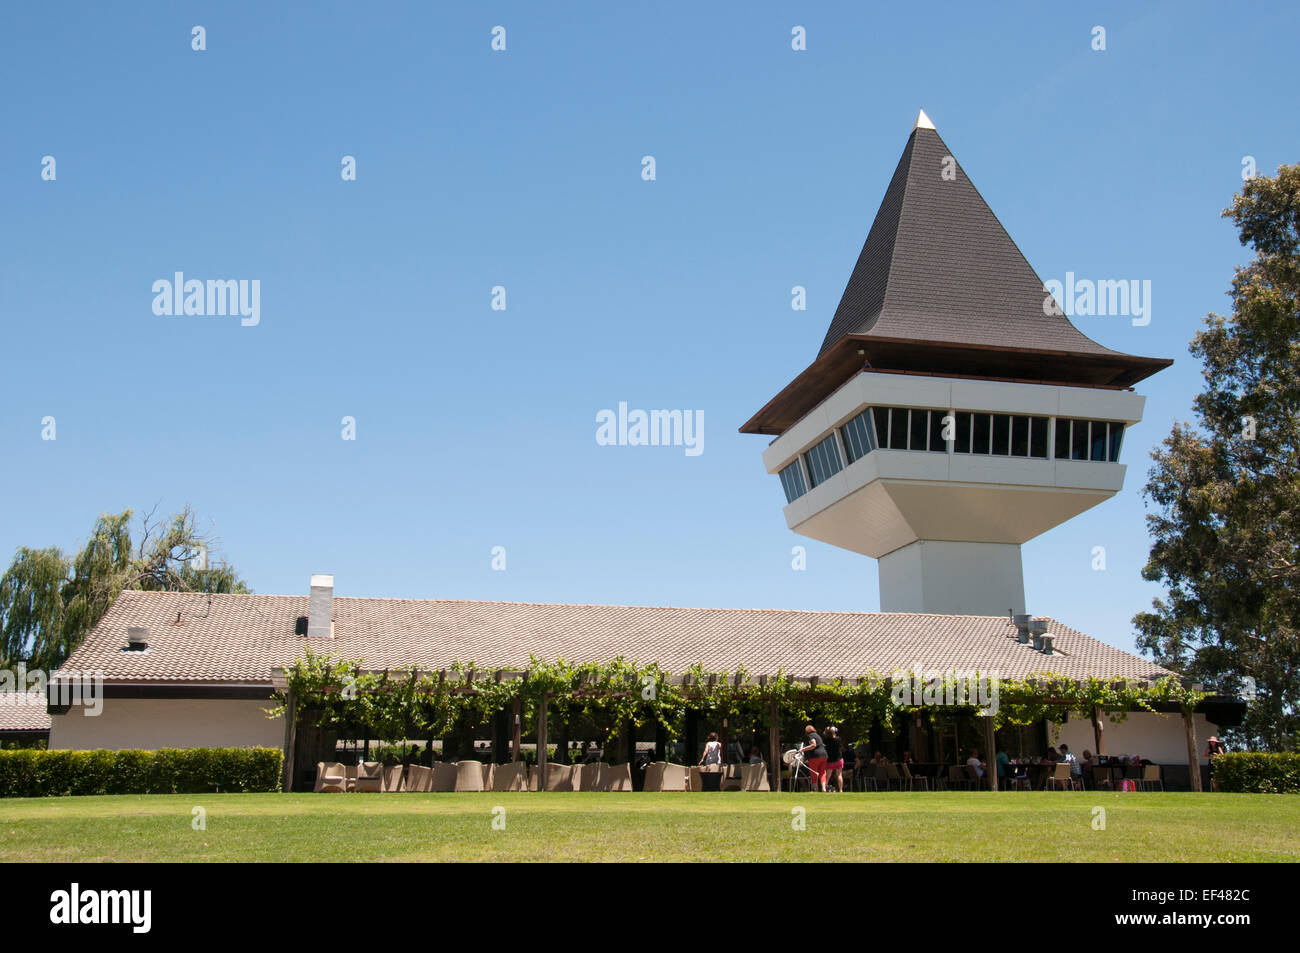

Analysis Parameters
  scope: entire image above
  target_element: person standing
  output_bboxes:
[700,732,723,768]
[823,726,845,792]
[799,725,828,792]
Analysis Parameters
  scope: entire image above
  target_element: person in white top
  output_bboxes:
[966,749,985,779]
[1059,743,1082,776]
[699,732,723,768]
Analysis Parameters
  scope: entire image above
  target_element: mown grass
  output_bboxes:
[1,792,1296,862]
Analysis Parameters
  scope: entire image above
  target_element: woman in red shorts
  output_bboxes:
[822,726,845,792]
[799,724,828,792]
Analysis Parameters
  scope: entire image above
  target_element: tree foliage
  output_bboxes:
[1134,163,1300,751]
[0,506,248,671]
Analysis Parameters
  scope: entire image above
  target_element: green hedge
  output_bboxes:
[0,747,283,797]
[1212,752,1300,793]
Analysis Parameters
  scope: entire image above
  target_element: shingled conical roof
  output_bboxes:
[820,110,1123,358]
[740,111,1171,436]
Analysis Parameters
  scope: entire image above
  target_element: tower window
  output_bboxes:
[908,408,928,450]
[1071,418,1088,460]
[955,412,972,453]
[929,410,949,452]
[872,407,890,449]
[839,410,877,464]
[1107,422,1124,461]
[1030,417,1049,458]
[991,414,1011,455]
[803,433,843,489]
[778,461,807,503]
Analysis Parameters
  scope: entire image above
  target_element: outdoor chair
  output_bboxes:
[721,764,744,792]
[946,765,972,791]
[874,764,896,791]
[381,765,405,792]
[314,762,347,793]
[354,761,383,793]
[491,761,528,792]
[405,764,433,792]
[660,762,688,791]
[687,766,703,792]
[641,761,665,792]
[580,762,602,791]
[740,762,770,791]
[1092,765,1113,791]
[900,762,928,791]
[885,762,905,790]
[1045,763,1079,791]
[1139,764,1163,792]
[605,763,633,791]
[854,766,877,791]
[431,761,458,792]
[537,762,576,791]
[963,765,985,790]
[481,762,495,790]
[344,763,358,792]
[454,760,485,792]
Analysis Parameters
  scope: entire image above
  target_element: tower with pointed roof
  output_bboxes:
[742,110,1171,616]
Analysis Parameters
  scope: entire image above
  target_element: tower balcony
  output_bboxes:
[762,371,1146,560]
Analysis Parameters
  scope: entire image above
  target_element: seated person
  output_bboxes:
[1058,743,1081,776]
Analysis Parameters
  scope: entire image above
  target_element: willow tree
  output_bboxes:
[1135,164,1300,751]
[0,506,248,671]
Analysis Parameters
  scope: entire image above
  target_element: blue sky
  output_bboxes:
[2,2,1296,655]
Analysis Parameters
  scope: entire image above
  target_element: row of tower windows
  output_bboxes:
[778,407,1126,503]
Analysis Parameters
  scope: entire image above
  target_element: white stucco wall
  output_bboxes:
[879,539,1026,614]
[48,697,284,751]
[1049,711,1219,765]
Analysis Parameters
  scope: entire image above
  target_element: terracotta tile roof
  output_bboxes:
[0,693,52,732]
[56,591,1176,686]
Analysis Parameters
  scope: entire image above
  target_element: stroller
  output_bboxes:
[782,748,817,792]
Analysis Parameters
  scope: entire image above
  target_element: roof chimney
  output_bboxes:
[124,626,150,652]
[308,574,334,639]
[1030,618,1048,650]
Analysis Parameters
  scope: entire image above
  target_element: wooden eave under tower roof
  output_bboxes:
[740,110,1172,436]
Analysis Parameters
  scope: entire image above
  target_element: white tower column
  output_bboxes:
[877,541,1025,616]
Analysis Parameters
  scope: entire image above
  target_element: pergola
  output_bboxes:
[271,663,1231,793]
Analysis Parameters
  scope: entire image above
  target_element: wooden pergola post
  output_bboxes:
[537,690,550,790]
[1183,705,1202,792]
[983,714,998,792]
[1091,705,1107,756]
[510,693,522,763]
[767,692,780,794]
[280,688,297,793]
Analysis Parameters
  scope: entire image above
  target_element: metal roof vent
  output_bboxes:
[1030,618,1048,650]
[1012,613,1032,644]
[124,626,150,652]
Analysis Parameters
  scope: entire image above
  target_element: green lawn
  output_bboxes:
[1,792,1296,862]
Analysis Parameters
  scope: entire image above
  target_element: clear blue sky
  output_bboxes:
[2,2,1296,656]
